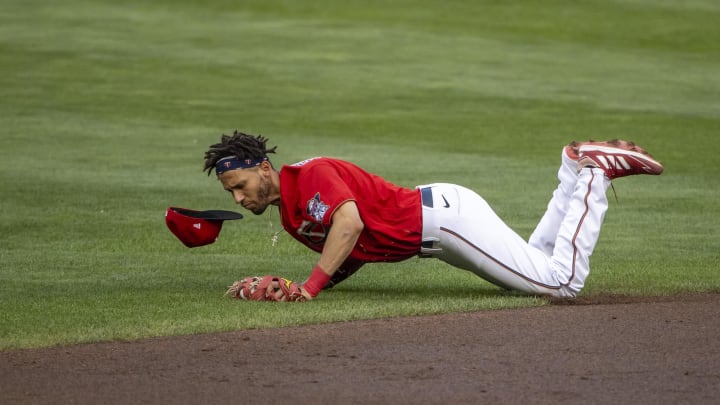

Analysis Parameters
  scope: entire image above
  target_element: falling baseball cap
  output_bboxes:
[165,207,243,248]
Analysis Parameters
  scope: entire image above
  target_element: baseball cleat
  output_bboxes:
[577,142,664,180]
[564,139,652,161]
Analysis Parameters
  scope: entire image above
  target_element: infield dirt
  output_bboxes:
[2,293,718,404]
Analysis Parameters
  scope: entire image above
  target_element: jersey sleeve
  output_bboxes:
[325,257,365,289]
[298,162,356,226]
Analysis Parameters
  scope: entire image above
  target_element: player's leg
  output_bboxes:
[527,146,579,256]
[420,183,570,297]
[528,139,661,256]
[420,175,610,298]
[547,167,610,294]
[552,141,663,293]
[419,141,662,298]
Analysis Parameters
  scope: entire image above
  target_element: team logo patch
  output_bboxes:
[297,220,329,245]
[306,192,329,222]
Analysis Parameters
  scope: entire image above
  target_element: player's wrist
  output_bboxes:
[299,285,314,301]
[303,265,331,297]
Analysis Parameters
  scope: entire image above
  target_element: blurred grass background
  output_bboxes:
[1,0,718,349]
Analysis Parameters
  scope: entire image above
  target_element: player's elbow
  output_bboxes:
[333,201,364,238]
[339,214,365,240]
[347,216,364,236]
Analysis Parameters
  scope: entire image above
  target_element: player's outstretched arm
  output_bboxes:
[302,201,364,299]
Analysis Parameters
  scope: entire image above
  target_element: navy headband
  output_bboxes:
[215,156,268,175]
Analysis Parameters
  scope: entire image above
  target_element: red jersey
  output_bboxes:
[279,157,422,262]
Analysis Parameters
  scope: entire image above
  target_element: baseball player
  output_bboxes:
[204,131,663,301]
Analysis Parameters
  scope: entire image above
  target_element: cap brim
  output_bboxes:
[168,207,243,221]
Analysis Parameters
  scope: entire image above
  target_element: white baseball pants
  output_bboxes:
[418,150,610,298]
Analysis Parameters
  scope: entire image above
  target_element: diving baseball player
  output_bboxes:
[204,132,663,301]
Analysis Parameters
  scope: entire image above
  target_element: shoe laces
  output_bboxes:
[610,182,619,203]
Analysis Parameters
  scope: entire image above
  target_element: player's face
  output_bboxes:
[219,166,275,215]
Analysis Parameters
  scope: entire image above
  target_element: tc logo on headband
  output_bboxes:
[216,156,269,175]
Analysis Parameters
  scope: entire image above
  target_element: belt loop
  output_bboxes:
[420,237,441,257]
[421,187,433,208]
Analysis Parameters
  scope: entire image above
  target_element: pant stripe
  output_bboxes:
[439,226,561,291]
[566,171,595,287]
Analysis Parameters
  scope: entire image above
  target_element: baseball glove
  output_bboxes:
[225,276,307,302]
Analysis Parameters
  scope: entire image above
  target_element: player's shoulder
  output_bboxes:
[286,156,354,171]
[281,157,333,180]
[282,157,369,181]
[288,156,325,168]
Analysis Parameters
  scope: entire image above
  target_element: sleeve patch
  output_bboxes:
[307,192,330,222]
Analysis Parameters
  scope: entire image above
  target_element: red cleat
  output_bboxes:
[577,142,664,180]
[564,139,653,161]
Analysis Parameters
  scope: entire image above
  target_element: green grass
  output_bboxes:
[1,0,719,350]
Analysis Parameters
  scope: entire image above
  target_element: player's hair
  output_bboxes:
[203,130,277,175]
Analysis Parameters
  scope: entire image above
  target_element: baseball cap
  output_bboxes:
[165,207,243,248]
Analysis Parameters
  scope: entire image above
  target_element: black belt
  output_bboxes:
[420,187,434,250]
[420,187,433,208]
[420,187,437,252]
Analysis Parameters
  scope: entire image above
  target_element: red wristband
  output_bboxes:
[303,265,331,297]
